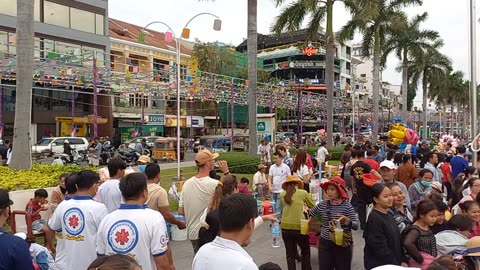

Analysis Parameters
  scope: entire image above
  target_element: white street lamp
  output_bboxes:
[144,13,221,179]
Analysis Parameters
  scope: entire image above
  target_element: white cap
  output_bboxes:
[14,232,27,240]
[379,160,396,170]
[64,140,69,144]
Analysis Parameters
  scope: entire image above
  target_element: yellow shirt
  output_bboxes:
[280,189,316,230]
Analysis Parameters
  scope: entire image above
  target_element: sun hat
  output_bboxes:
[282,175,304,190]
[430,182,443,193]
[320,176,349,200]
[258,164,267,170]
[380,160,396,170]
[138,155,150,164]
[195,149,219,165]
[465,236,480,256]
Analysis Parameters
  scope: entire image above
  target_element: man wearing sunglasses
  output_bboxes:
[0,189,34,270]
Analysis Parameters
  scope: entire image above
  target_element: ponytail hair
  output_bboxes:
[208,175,238,211]
[284,182,297,205]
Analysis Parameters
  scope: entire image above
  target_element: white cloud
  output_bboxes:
[109,0,475,106]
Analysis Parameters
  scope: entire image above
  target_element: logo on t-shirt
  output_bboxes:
[63,207,85,236]
[107,220,139,254]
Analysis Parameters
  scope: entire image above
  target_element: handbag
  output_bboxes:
[326,201,353,247]
[308,215,324,233]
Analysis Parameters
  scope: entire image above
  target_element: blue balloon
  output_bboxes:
[399,142,407,151]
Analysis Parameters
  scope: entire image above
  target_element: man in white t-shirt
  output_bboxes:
[257,140,272,165]
[317,141,330,167]
[268,152,291,218]
[178,149,229,254]
[97,173,173,270]
[253,164,270,199]
[97,159,127,213]
[193,194,259,270]
[48,170,108,270]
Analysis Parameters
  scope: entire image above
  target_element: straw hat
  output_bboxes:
[430,182,443,193]
[282,175,304,190]
[138,155,151,164]
[465,236,480,256]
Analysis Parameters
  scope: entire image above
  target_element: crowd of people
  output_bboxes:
[3,135,480,270]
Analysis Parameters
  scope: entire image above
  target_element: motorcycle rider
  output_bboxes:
[63,140,73,163]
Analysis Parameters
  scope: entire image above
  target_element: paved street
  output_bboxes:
[170,224,365,269]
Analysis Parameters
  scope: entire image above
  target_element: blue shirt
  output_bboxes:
[0,228,34,270]
[451,155,469,178]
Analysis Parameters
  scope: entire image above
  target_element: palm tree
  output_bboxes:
[339,0,423,141]
[408,40,451,139]
[10,0,34,169]
[382,12,439,121]
[271,0,337,147]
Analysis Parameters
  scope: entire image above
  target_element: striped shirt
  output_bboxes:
[309,200,358,241]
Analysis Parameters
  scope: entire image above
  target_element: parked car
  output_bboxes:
[32,137,89,155]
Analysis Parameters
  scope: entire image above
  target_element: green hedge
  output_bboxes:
[0,164,97,191]
[218,152,260,174]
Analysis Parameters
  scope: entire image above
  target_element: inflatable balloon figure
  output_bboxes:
[387,122,419,145]
[439,135,459,150]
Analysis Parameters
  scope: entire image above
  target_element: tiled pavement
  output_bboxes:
[170,225,365,269]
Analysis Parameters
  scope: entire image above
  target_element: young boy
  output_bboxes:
[26,189,55,254]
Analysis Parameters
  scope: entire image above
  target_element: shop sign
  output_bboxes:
[289,61,325,69]
[302,46,319,56]
[165,117,187,127]
[147,114,165,125]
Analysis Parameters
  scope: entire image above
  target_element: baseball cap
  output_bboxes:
[422,140,428,145]
[379,160,396,170]
[195,149,219,165]
[0,189,13,209]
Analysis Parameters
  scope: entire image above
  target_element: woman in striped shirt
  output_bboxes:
[309,176,358,270]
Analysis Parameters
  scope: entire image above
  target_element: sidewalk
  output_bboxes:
[158,160,196,170]
[170,224,365,269]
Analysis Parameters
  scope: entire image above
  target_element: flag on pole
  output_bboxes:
[131,128,139,139]
[71,124,76,137]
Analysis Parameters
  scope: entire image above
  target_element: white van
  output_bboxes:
[32,137,89,154]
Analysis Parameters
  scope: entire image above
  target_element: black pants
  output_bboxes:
[282,229,312,270]
[357,185,372,230]
[318,238,353,270]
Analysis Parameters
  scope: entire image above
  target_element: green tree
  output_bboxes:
[382,12,439,121]
[339,0,423,141]
[408,40,451,138]
[271,0,337,147]
[192,42,238,76]
[11,0,35,169]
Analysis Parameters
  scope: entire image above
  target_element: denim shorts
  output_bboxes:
[32,219,46,231]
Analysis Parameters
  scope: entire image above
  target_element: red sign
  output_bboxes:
[302,47,319,56]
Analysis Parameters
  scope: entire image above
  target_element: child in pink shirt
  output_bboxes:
[238,177,252,196]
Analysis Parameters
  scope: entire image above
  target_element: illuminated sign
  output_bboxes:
[302,47,319,56]
[289,61,325,69]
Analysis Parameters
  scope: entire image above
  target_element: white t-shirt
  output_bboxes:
[48,196,108,270]
[293,164,310,180]
[193,236,258,270]
[269,163,291,193]
[179,175,218,240]
[253,171,267,185]
[97,204,169,270]
[97,179,124,213]
[317,146,329,162]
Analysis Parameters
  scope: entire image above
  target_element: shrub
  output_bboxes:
[0,164,97,191]
[218,152,260,174]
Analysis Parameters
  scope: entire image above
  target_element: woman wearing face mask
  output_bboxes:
[386,182,413,239]
[364,183,409,269]
[408,169,434,215]
[309,176,358,270]
[404,200,439,269]
[459,201,480,238]
[454,178,480,215]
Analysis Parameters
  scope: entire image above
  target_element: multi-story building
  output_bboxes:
[0,0,110,142]
[236,30,352,132]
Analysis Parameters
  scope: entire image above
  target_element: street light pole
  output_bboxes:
[471,0,478,165]
[144,13,221,179]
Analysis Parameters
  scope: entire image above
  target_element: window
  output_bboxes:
[95,14,104,35]
[69,138,84,145]
[34,0,40,21]
[0,0,16,16]
[44,1,70,28]
[2,86,16,111]
[360,74,366,78]
[70,8,95,33]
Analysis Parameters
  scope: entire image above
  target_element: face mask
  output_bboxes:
[421,180,431,188]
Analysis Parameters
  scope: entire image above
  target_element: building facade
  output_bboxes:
[0,0,110,142]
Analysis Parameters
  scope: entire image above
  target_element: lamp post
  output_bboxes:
[471,0,478,165]
[144,13,221,179]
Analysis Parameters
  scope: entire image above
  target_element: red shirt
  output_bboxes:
[441,163,451,183]
[25,199,42,221]
[364,158,380,171]
[306,154,313,168]
[238,182,252,196]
